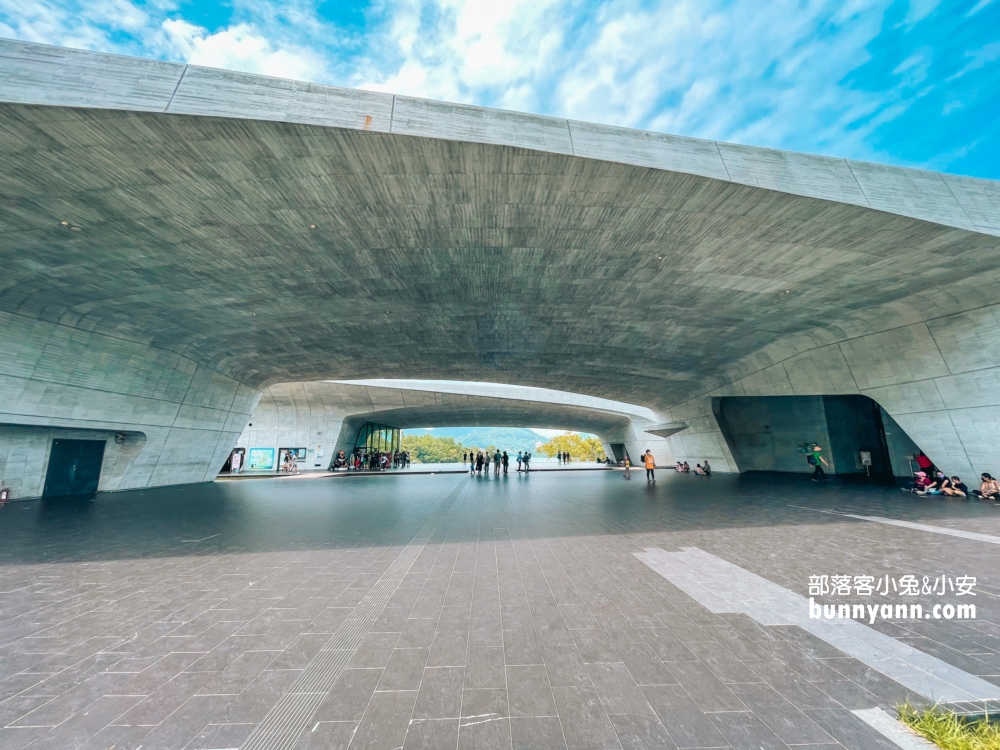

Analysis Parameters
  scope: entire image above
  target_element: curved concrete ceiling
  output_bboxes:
[333,379,658,420]
[3,39,1000,414]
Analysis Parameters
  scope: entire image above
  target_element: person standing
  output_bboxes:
[502,451,509,474]
[476,452,484,474]
[523,452,530,472]
[643,449,656,482]
[463,452,467,466]
[809,445,830,482]
[517,452,523,472]
[915,451,933,476]
[493,450,501,475]
[470,452,476,473]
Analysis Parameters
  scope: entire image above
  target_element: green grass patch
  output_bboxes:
[898,703,1000,749]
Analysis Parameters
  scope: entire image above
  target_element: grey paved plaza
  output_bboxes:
[2,471,999,750]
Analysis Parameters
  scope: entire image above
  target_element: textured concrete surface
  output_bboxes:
[1,472,999,749]
[3,38,1000,497]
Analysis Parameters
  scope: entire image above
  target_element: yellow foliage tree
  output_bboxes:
[537,433,606,462]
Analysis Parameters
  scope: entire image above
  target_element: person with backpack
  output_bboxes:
[502,451,509,474]
[643,449,656,482]
[808,445,829,482]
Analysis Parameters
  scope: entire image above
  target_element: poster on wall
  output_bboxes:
[247,448,275,470]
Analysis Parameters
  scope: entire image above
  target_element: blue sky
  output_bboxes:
[2,0,998,179]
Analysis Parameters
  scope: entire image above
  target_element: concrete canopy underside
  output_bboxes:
[3,39,1000,496]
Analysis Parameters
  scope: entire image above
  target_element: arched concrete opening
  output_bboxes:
[231,380,670,473]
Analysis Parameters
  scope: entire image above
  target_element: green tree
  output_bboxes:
[400,433,469,464]
[538,433,606,462]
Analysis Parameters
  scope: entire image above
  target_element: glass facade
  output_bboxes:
[353,422,400,455]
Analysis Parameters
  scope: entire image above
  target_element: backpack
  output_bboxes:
[807,453,817,465]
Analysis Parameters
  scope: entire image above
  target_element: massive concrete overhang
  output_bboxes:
[3,38,1000,495]
[4,39,1000,411]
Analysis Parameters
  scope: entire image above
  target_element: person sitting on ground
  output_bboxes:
[973,473,1000,501]
[682,461,691,472]
[907,471,932,493]
[923,471,950,495]
[943,476,968,497]
[675,462,683,472]
[695,464,705,475]
[703,460,712,476]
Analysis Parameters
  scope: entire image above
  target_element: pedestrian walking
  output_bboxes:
[808,445,830,482]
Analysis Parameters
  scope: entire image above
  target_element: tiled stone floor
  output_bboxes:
[1,470,998,749]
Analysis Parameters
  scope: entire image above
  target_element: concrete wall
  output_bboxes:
[713,396,833,474]
[0,312,261,500]
[662,303,1000,481]
[0,425,147,498]
[881,407,923,479]
[235,382,347,470]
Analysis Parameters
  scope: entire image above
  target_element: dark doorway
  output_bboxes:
[221,447,245,473]
[822,395,893,481]
[43,439,106,497]
[713,394,910,483]
[609,443,630,463]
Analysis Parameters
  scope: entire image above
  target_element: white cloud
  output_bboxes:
[948,40,1000,80]
[160,18,323,80]
[966,0,995,15]
[356,0,566,108]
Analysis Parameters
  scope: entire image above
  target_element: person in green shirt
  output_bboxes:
[809,446,830,482]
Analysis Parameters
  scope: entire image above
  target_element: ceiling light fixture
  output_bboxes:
[309,224,316,229]
[656,256,663,262]
[60,221,68,226]
[70,226,81,231]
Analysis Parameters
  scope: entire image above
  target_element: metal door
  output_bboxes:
[42,439,106,497]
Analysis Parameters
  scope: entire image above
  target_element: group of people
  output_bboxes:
[674,460,711,475]
[556,452,572,463]
[337,449,412,471]
[621,452,712,483]
[280,452,300,474]
[463,450,534,475]
[907,470,1000,500]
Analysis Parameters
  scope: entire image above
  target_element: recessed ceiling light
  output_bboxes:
[309,224,316,229]
[656,256,663,261]
[70,226,81,231]
[60,221,68,226]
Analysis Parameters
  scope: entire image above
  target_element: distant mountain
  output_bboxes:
[402,427,546,453]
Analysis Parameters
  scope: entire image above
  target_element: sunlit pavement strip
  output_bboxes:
[852,708,938,750]
[789,507,1000,545]
[634,547,1000,703]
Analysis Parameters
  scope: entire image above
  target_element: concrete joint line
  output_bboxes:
[239,486,461,750]
[634,546,1000,703]
[852,707,938,749]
